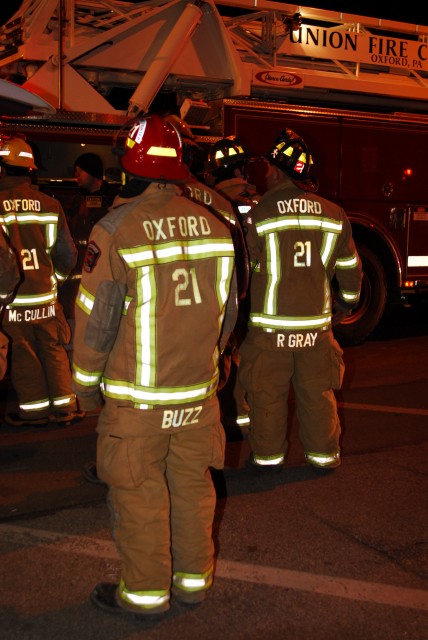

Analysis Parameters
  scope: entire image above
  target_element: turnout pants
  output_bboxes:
[96,399,225,598]
[238,331,344,461]
[3,315,77,420]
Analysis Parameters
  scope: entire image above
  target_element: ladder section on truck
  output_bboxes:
[1,0,428,120]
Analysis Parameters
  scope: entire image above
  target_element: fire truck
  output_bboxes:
[1,0,428,344]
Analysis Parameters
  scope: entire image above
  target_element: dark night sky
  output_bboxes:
[0,1,426,27]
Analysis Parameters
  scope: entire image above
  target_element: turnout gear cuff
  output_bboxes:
[332,299,353,326]
[75,388,104,411]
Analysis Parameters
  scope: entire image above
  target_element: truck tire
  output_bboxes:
[333,243,387,346]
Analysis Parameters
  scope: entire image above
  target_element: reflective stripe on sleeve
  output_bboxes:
[75,285,95,315]
[72,364,102,386]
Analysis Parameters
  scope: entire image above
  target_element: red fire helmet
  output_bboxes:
[116,113,190,183]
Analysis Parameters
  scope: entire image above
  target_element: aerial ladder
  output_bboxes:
[0,0,428,128]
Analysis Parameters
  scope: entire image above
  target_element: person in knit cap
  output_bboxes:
[74,152,104,193]
[60,153,118,321]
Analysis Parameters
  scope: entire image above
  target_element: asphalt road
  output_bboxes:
[0,302,427,639]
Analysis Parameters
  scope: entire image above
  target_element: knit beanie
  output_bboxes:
[74,152,103,180]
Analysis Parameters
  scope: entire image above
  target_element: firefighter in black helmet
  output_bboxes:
[205,136,260,219]
[239,128,362,472]
[205,135,261,428]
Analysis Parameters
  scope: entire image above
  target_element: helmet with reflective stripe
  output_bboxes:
[0,137,37,170]
[116,113,190,183]
[164,114,204,171]
[206,136,248,171]
[268,128,318,192]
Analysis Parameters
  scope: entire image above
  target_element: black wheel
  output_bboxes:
[333,243,387,346]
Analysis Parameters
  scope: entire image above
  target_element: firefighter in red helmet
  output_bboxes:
[239,128,362,473]
[72,113,238,617]
[0,136,83,426]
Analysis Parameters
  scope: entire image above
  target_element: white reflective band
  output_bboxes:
[342,292,360,302]
[74,370,100,384]
[21,400,50,410]
[11,292,56,305]
[238,205,251,214]
[19,151,33,159]
[236,415,250,426]
[124,592,169,606]
[103,381,213,403]
[121,240,234,266]
[0,213,58,224]
[321,232,335,266]
[52,397,73,406]
[307,454,338,464]
[257,217,342,234]
[77,291,94,312]
[254,454,285,465]
[336,255,359,267]
[408,256,428,267]
[46,223,56,248]
[219,256,231,304]
[179,577,206,589]
[250,314,330,329]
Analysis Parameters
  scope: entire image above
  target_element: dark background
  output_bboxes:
[0,1,427,27]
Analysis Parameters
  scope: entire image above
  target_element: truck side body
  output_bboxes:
[1,0,428,343]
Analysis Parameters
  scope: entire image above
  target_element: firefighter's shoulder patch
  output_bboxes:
[83,241,101,273]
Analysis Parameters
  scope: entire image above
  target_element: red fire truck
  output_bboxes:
[1,0,428,344]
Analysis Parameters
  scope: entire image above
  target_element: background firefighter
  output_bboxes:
[0,229,20,380]
[205,136,261,428]
[239,128,362,473]
[0,136,84,427]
